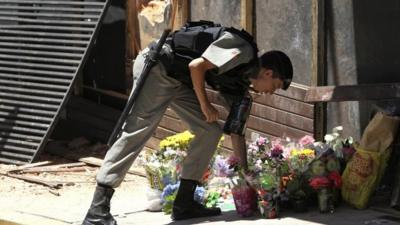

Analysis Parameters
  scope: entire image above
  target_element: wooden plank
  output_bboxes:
[206,89,314,118]
[251,93,314,119]
[158,115,186,133]
[79,156,145,177]
[311,0,326,141]
[9,161,52,171]
[246,128,276,141]
[274,83,310,100]
[160,104,312,148]
[0,171,62,189]
[145,136,161,150]
[240,0,253,34]
[311,0,326,87]
[150,126,284,153]
[153,126,175,140]
[154,115,310,152]
[305,83,400,102]
[18,167,87,173]
[173,0,189,31]
[125,0,141,92]
[251,103,314,132]
[165,97,313,132]
[247,115,312,140]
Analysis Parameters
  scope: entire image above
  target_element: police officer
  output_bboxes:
[82,21,293,225]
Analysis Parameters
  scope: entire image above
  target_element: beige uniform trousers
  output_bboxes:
[96,49,223,188]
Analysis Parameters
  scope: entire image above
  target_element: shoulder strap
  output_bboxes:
[183,20,221,29]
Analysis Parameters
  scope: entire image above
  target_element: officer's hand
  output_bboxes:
[201,103,219,123]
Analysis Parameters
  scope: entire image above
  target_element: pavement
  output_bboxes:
[1,174,400,225]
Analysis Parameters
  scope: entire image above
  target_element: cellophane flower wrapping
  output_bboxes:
[231,183,257,217]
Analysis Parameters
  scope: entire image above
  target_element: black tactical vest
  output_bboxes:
[162,21,259,96]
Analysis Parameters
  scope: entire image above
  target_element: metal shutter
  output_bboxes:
[0,0,110,164]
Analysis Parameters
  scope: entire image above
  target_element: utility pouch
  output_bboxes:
[223,95,253,135]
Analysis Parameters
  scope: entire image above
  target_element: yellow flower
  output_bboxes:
[290,148,315,157]
[159,130,195,150]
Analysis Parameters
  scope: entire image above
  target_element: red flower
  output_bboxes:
[227,155,240,168]
[201,168,211,183]
[271,147,283,158]
[328,171,342,188]
[309,176,331,190]
[176,164,181,172]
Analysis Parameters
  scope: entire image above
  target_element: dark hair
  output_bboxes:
[259,50,293,90]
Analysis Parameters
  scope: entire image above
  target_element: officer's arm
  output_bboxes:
[231,133,248,171]
[189,57,218,122]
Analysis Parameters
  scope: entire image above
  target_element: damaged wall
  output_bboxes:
[353,0,400,133]
[255,0,400,139]
[326,0,400,139]
[325,0,360,139]
[190,0,241,28]
[255,0,312,86]
[138,0,172,48]
[84,1,400,146]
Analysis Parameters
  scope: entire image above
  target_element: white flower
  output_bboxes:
[255,164,262,172]
[164,149,176,157]
[332,126,343,133]
[324,134,335,142]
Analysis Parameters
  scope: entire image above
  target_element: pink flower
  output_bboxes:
[257,137,267,146]
[299,135,315,147]
[271,139,284,150]
[248,144,259,153]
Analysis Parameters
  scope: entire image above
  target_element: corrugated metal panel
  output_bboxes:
[0,0,110,165]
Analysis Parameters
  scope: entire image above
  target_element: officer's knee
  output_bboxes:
[190,123,222,141]
[206,123,223,139]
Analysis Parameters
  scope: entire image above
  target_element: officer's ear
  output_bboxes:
[261,69,274,80]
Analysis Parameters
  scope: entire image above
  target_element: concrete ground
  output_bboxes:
[1,173,400,225]
[1,147,400,225]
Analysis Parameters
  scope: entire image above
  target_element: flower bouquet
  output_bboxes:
[144,131,193,190]
[227,155,258,217]
[308,148,342,213]
[320,126,355,172]
[287,142,316,212]
[256,173,280,219]
[248,136,292,218]
[145,162,177,190]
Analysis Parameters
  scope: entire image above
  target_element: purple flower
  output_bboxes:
[214,156,233,177]
[161,182,180,202]
[194,186,206,203]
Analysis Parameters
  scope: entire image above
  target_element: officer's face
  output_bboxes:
[250,68,283,94]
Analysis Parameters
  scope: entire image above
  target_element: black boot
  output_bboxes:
[172,179,221,220]
[82,184,117,225]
